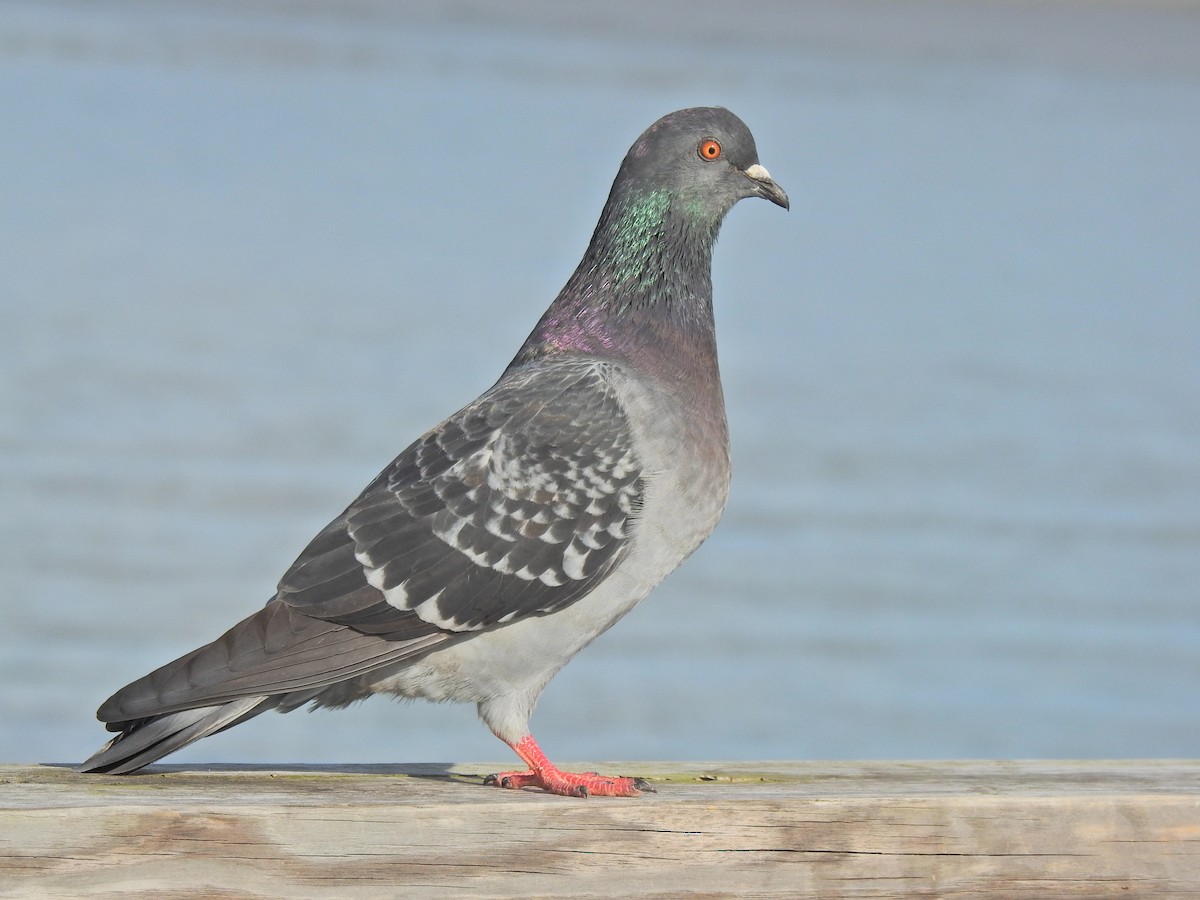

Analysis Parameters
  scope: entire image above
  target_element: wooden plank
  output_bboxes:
[2,760,1197,898]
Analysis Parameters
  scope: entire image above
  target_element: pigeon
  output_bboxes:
[78,106,788,797]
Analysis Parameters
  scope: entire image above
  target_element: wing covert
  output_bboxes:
[277,360,645,633]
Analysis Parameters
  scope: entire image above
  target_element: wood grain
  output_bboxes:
[2,760,1198,898]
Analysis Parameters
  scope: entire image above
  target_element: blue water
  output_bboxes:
[3,1,1198,767]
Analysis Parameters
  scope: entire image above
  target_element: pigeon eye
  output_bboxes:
[698,139,722,161]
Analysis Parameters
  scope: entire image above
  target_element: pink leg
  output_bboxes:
[484,734,653,798]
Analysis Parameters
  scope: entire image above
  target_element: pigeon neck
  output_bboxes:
[512,187,721,370]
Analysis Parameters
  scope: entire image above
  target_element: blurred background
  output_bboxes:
[2,0,1198,767]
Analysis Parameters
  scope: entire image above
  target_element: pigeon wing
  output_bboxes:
[279,358,645,633]
[97,359,645,723]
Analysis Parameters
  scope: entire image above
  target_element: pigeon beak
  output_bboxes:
[743,164,790,210]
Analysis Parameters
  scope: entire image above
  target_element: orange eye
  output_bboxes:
[698,138,722,161]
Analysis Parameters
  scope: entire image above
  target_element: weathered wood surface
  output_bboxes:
[2,760,1198,898]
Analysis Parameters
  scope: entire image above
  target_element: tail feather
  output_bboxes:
[97,600,445,722]
[78,599,451,774]
[76,696,273,774]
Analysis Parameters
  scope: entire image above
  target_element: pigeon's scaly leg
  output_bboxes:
[485,734,652,798]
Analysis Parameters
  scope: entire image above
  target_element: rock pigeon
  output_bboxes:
[78,106,788,797]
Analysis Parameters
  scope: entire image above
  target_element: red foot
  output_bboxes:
[484,734,653,798]
[485,768,647,797]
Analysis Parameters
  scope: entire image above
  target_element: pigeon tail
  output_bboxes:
[76,696,274,775]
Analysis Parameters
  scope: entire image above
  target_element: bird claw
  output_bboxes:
[484,770,539,791]
[484,768,647,798]
[488,735,651,797]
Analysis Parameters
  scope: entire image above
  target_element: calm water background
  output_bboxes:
[3,1,1198,767]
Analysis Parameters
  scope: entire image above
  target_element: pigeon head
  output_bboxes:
[514,107,787,367]
[617,107,790,216]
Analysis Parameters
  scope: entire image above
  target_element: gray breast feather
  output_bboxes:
[277,360,645,633]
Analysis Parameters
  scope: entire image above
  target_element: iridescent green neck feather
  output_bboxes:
[511,184,724,369]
